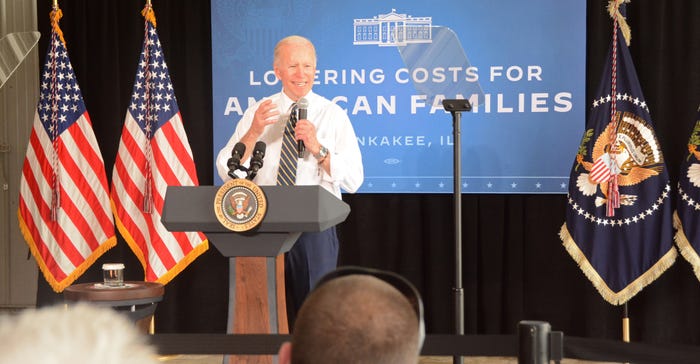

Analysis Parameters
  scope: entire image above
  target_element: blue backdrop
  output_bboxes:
[211,0,586,193]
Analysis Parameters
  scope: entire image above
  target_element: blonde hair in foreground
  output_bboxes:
[0,303,158,364]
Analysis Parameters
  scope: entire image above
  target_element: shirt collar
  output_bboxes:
[279,90,315,114]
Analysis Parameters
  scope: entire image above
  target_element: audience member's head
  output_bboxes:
[278,266,424,364]
[0,303,158,364]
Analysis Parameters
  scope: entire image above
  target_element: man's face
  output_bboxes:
[274,41,316,102]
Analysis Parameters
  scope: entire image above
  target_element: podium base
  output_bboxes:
[224,256,287,364]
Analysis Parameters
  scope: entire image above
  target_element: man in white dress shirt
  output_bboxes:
[216,35,364,328]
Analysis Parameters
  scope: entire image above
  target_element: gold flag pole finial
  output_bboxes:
[49,1,66,49]
[142,0,157,27]
[607,0,632,45]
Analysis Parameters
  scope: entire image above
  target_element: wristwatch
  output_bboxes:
[314,145,328,161]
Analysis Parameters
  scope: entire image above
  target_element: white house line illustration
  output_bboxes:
[353,9,432,46]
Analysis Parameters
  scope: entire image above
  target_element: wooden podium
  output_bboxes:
[162,185,350,363]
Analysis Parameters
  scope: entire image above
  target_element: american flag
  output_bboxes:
[675,105,700,280]
[559,3,676,305]
[17,10,116,292]
[110,7,207,284]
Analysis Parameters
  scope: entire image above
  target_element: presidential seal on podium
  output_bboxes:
[214,178,267,232]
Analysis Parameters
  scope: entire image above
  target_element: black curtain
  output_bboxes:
[35,0,700,345]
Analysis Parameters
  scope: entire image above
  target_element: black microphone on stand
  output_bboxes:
[227,142,246,179]
[247,141,266,180]
[297,97,308,157]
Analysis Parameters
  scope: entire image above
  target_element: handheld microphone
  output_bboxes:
[297,97,308,157]
[247,141,266,180]
[227,142,246,179]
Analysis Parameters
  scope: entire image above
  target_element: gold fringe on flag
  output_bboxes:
[141,2,157,27]
[18,214,117,292]
[560,223,677,305]
[607,0,632,45]
[50,8,66,45]
[673,211,700,281]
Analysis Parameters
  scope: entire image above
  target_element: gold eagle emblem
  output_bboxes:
[575,111,664,207]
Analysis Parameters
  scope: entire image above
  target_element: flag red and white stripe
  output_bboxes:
[110,6,207,284]
[17,9,116,292]
[590,155,613,183]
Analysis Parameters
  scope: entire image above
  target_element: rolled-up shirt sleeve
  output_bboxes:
[324,109,363,194]
[215,104,257,183]
[296,95,364,197]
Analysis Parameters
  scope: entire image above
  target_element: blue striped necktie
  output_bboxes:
[276,104,298,186]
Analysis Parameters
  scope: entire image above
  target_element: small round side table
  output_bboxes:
[64,281,164,334]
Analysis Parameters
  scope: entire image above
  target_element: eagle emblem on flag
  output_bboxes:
[575,111,664,208]
[683,118,700,188]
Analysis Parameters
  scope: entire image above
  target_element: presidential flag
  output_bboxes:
[110,5,207,284]
[674,105,700,280]
[17,8,116,292]
[559,2,676,305]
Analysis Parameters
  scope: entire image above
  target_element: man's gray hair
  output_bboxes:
[0,303,158,364]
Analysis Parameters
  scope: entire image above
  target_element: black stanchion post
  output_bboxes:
[518,320,551,364]
[549,330,563,364]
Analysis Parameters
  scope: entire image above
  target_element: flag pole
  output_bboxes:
[609,0,633,345]
[622,302,630,342]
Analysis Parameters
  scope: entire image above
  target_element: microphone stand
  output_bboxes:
[442,99,471,364]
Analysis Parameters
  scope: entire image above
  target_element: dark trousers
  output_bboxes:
[284,226,338,330]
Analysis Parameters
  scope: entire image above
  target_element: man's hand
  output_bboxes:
[248,99,279,137]
[240,99,279,160]
[296,118,330,173]
[295,118,321,155]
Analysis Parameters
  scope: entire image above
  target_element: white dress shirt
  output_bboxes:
[216,91,364,199]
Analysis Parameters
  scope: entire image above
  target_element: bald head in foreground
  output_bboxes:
[278,271,422,364]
